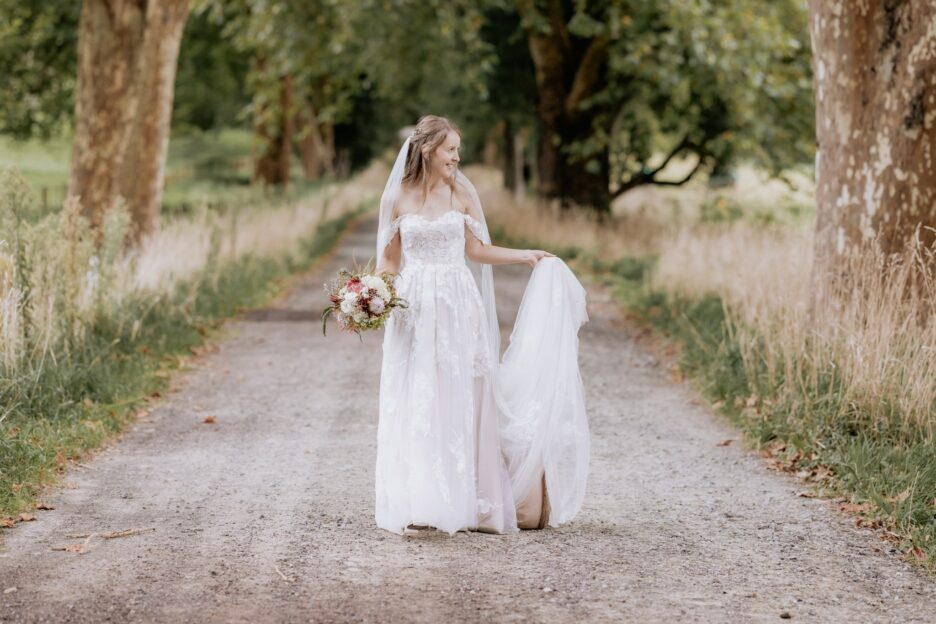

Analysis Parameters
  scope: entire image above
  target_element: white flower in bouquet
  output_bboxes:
[368,297,386,314]
[362,275,391,300]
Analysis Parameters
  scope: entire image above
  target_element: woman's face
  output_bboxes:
[427,130,460,180]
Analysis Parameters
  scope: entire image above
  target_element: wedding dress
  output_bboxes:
[376,207,519,534]
[374,137,589,536]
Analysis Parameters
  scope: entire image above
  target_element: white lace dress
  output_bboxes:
[375,208,518,535]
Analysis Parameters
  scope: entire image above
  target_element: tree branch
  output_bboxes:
[645,134,691,179]
[651,156,706,186]
[613,137,707,197]
[547,0,572,56]
[564,36,609,119]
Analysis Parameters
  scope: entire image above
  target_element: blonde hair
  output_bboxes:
[402,115,461,199]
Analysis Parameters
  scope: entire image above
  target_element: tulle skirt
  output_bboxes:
[375,257,589,535]
[375,262,517,535]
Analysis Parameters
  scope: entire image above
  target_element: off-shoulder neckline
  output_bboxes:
[391,209,477,225]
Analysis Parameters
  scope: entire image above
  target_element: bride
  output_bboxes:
[374,115,590,535]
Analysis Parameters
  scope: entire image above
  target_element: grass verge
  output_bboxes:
[494,226,936,575]
[0,205,367,524]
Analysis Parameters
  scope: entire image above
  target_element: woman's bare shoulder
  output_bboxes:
[392,186,421,219]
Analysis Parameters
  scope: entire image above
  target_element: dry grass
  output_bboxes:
[0,161,385,375]
[465,165,670,258]
[470,163,935,437]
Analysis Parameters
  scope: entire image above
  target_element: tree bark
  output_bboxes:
[502,120,516,191]
[68,0,190,243]
[296,103,335,180]
[809,0,936,279]
[502,123,531,200]
[512,126,530,200]
[118,0,191,243]
[484,121,504,170]
[253,73,294,187]
[69,0,145,233]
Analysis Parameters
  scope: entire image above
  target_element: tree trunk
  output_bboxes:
[512,126,530,200]
[483,121,504,169]
[502,120,516,191]
[68,0,190,242]
[296,103,335,180]
[118,0,191,243]
[518,0,612,211]
[69,0,145,232]
[503,122,530,199]
[809,1,936,280]
[524,15,564,202]
[253,73,294,187]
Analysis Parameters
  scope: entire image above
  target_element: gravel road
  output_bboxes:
[2,214,935,623]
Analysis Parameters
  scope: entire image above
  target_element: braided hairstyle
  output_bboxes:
[402,115,462,200]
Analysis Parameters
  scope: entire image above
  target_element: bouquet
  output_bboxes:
[322,258,407,338]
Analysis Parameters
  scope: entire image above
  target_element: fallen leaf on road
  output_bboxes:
[0,518,14,528]
[840,502,872,514]
[101,527,155,539]
[18,513,36,522]
[716,439,733,447]
[36,502,55,510]
[880,530,902,544]
[3,587,16,594]
[203,415,217,424]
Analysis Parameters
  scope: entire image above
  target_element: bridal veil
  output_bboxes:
[376,133,590,527]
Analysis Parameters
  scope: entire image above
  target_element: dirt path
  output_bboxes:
[2,214,935,623]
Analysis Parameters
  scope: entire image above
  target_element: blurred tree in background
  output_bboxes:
[509,0,814,211]
[0,0,818,239]
[0,0,80,139]
[172,8,251,133]
[68,0,191,242]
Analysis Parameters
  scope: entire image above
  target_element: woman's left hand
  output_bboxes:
[523,249,556,268]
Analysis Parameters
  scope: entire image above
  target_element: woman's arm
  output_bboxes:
[376,203,402,276]
[465,231,552,268]
[458,185,554,268]
[376,230,401,276]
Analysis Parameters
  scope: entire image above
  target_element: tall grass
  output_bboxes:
[653,224,936,438]
[0,162,383,375]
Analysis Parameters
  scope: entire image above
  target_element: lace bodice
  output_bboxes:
[386,209,486,268]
